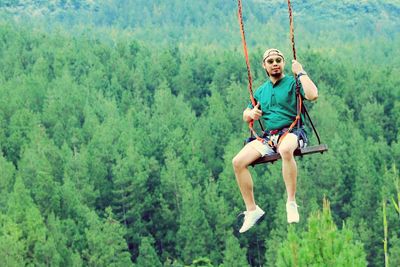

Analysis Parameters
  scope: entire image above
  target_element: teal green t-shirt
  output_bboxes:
[248,76,306,131]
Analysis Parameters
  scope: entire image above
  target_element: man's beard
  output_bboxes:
[270,71,283,78]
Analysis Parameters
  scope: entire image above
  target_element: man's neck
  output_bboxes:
[270,74,285,85]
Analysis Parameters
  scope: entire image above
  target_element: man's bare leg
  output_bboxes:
[232,143,262,211]
[278,133,299,202]
[233,143,266,232]
[278,133,300,223]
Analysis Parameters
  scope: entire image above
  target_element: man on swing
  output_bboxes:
[232,48,319,233]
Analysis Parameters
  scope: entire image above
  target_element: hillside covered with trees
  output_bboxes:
[0,1,399,266]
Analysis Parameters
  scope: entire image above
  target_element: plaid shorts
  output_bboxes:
[247,128,307,157]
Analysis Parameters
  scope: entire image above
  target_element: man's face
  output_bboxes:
[263,55,285,77]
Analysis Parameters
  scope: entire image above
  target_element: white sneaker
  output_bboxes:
[239,205,265,233]
[286,201,299,223]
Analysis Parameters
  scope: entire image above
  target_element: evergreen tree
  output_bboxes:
[85,101,121,211]
[62,144,98,209]
[195,86,233,177]
[276,199,367,266]
[0,214,26,267]
[83,208,132,267]
[176,185,213,265]
[350,135,385,265]
[389,235,400,267]
[6,176,49,265]
[221,232,249,267]
[0,153,15,211]
[157,150,190,261]
[35,213,81,267]
[111,144,155,252]
[4,108,39,164]
[18,126,62,216]
[148,82,196,161]
[382,164,400,266]
[202,181,232,264]
[60,176,96,257]
[135,235,162,267]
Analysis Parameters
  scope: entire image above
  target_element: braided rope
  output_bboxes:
[287,0,302,130]
[287,0,297,61]
[237,0,264,141]
[237,0,255,106]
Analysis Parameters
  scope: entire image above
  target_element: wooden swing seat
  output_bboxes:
[251,144,328,166]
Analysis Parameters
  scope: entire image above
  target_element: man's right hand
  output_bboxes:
[250,102,262,120]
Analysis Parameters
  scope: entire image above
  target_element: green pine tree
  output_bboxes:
[176,185,213,265]
[276,199,367,266]
[83,208,132,267]
[221,232,249,267]
[112,144,154,246]
[0,214,26,267]
[18,126,62,216]
[135,236,162,267]
[0,153,15,211]
[6,176,48,265]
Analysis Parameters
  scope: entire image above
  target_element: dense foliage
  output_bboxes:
[1,0,400,47]
[0,1,399,266]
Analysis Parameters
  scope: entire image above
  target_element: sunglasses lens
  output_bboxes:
[266,58,282,64]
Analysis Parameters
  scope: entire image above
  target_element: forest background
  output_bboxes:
[0,0,399,266]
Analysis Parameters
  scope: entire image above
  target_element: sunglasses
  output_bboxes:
[265,57,283,65]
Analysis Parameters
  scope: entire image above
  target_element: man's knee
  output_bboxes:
[279,145,295,160]
[232,155,246,172]
[279,134,298,160]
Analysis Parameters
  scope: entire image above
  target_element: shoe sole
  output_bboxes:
[257,212,266,224]
[287,216,299,224]
[239,212,266,233]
